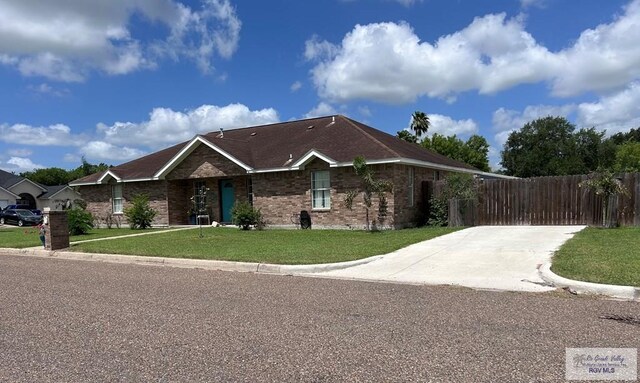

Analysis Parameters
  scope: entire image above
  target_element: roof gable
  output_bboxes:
[155,136,252,179]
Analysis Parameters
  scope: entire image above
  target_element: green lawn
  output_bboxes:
[0,227,168,249]
[552,227,640,287]
[71,227,460,264]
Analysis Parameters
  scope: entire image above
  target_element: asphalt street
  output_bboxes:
[0,254,638,382]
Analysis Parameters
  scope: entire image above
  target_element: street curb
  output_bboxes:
[539,263,640,301]
[0,247,383,275]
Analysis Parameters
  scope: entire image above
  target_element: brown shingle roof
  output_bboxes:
[70,115,477,184]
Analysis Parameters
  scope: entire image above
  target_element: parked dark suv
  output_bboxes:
[3,204,42,216]
[0,209,43,226]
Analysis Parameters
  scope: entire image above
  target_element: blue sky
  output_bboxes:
[1,0,639,173]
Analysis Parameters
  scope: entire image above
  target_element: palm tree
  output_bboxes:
[410,111,430,138]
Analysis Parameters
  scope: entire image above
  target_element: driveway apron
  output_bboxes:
[312,226,586,292]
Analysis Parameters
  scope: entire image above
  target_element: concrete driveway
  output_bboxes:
[312,226,586,292]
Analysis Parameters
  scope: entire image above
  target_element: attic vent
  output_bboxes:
[250,132,257,136]
[283,153,293,166]
[325,116,336,127]
[217,128,224,138]
[307,125,314,130]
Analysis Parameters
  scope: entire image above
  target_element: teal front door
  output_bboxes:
[220,179,235,223]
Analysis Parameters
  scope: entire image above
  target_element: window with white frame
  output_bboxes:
[112,184,123,213]
[408,167,415,207]
[311,171,331,209]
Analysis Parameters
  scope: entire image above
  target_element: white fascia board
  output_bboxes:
[10,178,47,192]
[248,166,301,174]
[0,186,19,198]
[97,170,122,184]
[68,181,99,187]
[292,150,337,168]
[121,178,159,183]
[333,158,519,179]
[154,136,252,179]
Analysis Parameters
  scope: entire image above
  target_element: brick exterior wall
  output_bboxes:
[392,164,439,228]
[166,144,246,180]
[79,149,447,228]
[78,181,169,227]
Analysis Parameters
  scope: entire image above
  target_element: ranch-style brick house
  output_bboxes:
[70,115,502,229]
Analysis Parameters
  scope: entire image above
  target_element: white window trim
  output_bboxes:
[311,170,331,210]
[112,184,123,214]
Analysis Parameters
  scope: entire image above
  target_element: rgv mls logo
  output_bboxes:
[566,348,637,381]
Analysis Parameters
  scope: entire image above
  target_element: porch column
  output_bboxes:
[43,208,70,250]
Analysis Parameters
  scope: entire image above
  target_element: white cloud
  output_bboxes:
[304,102,337,119]
[27,82,69,97]
[80,141,146,162]
[7,149,33,157]
[307,0,640,103]
[290,81,302,92]
[308,17,553,104]
[428,114,478,138]
[391,0,419,7]
[491,104,577,145]
[63,153,81,163]
[551,0,640,96]
[487,145,502,171]
[520,0,546,9]
[0,0,241,81]
[576,82,640,134]
[304,35,339,62]
[357,106,372,117]
[97,103,279,148]
[5,157,44,172]
[0,123,86,146]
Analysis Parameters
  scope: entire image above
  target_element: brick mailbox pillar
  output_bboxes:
[43,209,70,250]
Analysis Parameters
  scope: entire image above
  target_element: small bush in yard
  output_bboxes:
[124,194,157,229]
[231,201,262,230]
[67,207,94,235]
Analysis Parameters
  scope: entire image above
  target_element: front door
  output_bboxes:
[220,179,235,223]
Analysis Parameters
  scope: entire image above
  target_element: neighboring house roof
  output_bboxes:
[0,168,72,198]
[0,185,19,199]
[70,115,513,186]
[39,185,75,199]
[0,168,25,189]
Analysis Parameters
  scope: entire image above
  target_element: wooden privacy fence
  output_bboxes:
[427,173,640,226]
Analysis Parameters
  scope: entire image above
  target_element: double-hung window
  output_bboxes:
[112,184,123,214]
[311,171,331,209]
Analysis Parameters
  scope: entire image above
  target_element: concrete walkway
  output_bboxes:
[310,226,586,292]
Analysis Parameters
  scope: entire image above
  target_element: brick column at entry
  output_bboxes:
[43,209,70,250]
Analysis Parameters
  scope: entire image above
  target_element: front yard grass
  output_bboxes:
[0,227,167,249]
[71,226,460,264]
[552,227,640,287]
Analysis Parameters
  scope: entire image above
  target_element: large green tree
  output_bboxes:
[20,167,72,186]
[422,133,490,172]
[20,157,110,186]
[575,127,617,171]
[614,142,640,172]
[501,117,588,177]
[610,127,640,145]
